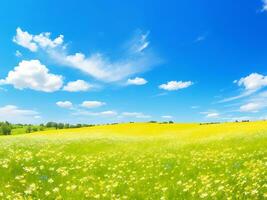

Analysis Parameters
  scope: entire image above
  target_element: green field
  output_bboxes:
[0,122,266,199]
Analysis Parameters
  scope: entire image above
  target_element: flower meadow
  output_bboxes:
[0,122,266,199]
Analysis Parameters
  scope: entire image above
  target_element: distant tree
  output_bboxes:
[46,122,53,128]
[26,126,32,133]
[64,123,70,129]
[46,122,58,129]
[58,123,64,129]
[32,127,38,132]
[169,121,174,124]
[76,124,82,128]
[1,123,11,135]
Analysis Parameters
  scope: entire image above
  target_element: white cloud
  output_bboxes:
[122,112,151,118]
[81,101,105,109]
[194,35,206,43]
[201,111,220,119]
[99,111,117,116]
[236,73,267,92]
[72,110,117,117]
[220,73,267,103]
[14,28,159,82]
[161,115,173,119]
[13,27,63,52]
[63,80,92,92]
[13,28,38,52]
[159,81,193,91]
[127,77,147,85]
[130,31,150,53]
[240,102,263,112]
[73,110,152,119]
[219,92,253,103]
[56,101,73,109]
[262,0,267,12]
[33,32,63,49]
[51,50,156,82]
[15,50,22,57]
[206,112,220,118]
[0,60,63,92]
[0,105,39,123]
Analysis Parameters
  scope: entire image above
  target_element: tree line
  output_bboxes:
[0,121,95,136]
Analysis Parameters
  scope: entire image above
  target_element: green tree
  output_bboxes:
[1,123,11,135]
[32,127,38,132]
[58,123,64,129]
[64,123,70,129]
[26,126,32,133]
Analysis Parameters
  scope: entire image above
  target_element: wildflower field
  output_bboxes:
[0,122,266,200]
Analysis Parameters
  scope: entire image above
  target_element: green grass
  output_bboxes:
[0,122,266,199]
[11,126,55,135]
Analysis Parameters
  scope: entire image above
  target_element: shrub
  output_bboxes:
[26,126,32,133]
[32,127,38,132]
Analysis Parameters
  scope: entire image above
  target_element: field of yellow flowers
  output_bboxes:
[0,122,266,199]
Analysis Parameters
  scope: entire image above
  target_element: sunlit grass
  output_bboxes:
[0,122,266,199]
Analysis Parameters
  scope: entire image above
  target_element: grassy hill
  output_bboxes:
[0,122,266,199]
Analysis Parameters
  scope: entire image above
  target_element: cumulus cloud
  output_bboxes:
[32,32,63,49]
[13,27,63,52]
[81,101,105,109]
[220,73,267,103]
[240,102,263,112]
[126,77,147,85]
[0,60,63,92]
[13,28,38,52]
[236,73,267,92]
[159,81,193,91]
[63,80,92,92]
[0,105,39,123]
[13,28,159,82]
[56,101,73,109]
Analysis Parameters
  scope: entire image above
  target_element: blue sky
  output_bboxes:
[1,0,267,124]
